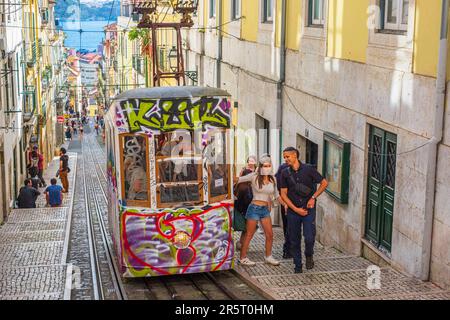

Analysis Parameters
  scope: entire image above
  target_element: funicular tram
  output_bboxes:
[104,86,235,277]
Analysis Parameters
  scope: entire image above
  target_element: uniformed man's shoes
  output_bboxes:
[294,266,303,274]
[306,256,314,269]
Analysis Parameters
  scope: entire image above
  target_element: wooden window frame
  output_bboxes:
[207,129,232,204]
[155,158,204,208]
[382,0,408,32]
[262,0,273,23]
[119,133,151,208]
[309,0,325,26]
[154,131,204,208]
[209,0,216,18]
[231,0,241,20]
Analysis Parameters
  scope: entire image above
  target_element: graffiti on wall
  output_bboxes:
[115,97,231,133]
[120,203,234,277]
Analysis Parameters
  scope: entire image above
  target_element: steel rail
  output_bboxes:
[81,143,103,300]
[84,134,127,300]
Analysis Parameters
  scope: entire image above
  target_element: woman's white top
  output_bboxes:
[237,172,279,203]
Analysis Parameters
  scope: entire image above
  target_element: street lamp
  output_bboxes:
[168,46,178,72]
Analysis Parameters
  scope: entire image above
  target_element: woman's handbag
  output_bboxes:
[233,209,247,232]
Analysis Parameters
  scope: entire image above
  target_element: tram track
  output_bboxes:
[80,134,126,300]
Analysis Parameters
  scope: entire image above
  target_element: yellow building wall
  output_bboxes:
[413,0,440,77]
[275,0,302,50]
[222,0,230,34]
[241,0,258,42]
[327,0,368,63]
[412,0,448,79]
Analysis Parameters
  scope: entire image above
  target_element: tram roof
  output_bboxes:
[113,86,231,100]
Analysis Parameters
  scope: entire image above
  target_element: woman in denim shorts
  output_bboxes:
[234,155,287,266]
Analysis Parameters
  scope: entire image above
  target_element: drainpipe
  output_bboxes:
[217,0,223,88]
[277,0,286,159]
[421,0,448,281]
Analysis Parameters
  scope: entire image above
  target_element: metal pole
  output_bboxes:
[217,0,223,88]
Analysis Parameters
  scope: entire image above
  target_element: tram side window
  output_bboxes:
[120,134,150,207]
[206,130,231,203]
[155,131,203,207]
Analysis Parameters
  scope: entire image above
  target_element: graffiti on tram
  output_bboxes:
[120,203,233,277]
[115,97,232,133]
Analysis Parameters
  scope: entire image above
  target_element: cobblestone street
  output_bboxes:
[0,132,448,301]
[0,150,76,300]
[234,229,450,300]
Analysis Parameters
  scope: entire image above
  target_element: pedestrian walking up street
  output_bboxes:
[58,147,70,193]
[280,147,328,273]
[235,155,287,267]
[29,146,47,187]
[16,179,41,209]
[44,178,63,207]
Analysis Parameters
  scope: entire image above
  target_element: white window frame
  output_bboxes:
[209,0,216,18]
[262,0,273,23]
[384,0,408,32]
[231,0,241,20]
[310,0,325,26]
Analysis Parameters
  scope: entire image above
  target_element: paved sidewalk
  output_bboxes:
[0,151,77,300]
[234,227,450,300]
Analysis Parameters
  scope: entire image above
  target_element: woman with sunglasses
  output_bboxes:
[234,155,286,266]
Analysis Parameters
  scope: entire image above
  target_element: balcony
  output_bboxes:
[38,39,43,58]
[21,85,36,122]
[26,42,37,67]
[132,54,145,75]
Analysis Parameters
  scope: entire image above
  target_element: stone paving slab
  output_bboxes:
[253,268,407,288]
[0,293,63,300]
[272,278,443,300]
[369,291,450,300]
[0,265,67,299]
[0,152,77,300]
[234,227,449,300]
[240,256,373,277]
[0,242,64,266]
[35,194,73,208]
[0,221,66,233]
[6,207,67,223]
[244,246,349,262]
[0,230,65,243]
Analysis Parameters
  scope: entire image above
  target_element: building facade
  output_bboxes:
[183,0,450,289]
[0,0,64,223]
[0,1,26,223]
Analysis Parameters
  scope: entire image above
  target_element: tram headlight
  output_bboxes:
[172,231,191,249]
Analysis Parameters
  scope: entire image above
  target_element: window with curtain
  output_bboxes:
[262,0,273,23]
[309,0,325,26]
[231,0,241,20]
[381,0,409,32]
[209,0,216,18]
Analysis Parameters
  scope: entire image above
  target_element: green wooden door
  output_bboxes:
[365,126,397,252]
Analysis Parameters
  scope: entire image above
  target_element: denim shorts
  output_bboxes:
[246,203,271,221]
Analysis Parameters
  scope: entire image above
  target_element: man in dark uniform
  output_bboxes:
[280,147,328,273]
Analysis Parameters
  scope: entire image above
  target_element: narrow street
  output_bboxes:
[0,124,448,300]
[0,0,449,305]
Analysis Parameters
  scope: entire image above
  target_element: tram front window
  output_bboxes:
[155,131,203,207]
